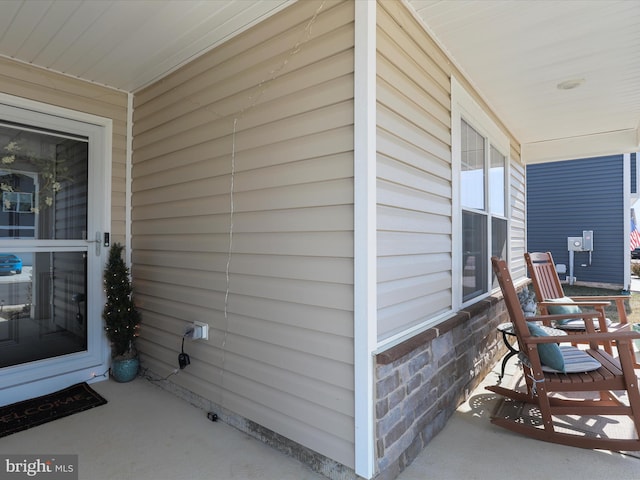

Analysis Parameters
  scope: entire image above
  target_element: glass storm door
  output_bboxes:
[0,100,108,405]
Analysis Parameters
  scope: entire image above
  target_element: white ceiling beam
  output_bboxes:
[522,128,640,164]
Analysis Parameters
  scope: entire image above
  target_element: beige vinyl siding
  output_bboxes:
[376,1,453,341]
[132,0,356,468]
[509,148,527,279]
[0,57,128,242]
[377,0,525,342]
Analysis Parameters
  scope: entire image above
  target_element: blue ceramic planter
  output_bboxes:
[111,357,139,382]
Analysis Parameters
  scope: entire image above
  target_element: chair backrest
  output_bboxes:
[524,251,565,302]
[491,257,530,348]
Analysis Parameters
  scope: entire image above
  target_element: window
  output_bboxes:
[452,77,509,306]
[3,191,33,213]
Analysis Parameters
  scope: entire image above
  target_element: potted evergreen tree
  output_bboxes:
[103,243,141,382]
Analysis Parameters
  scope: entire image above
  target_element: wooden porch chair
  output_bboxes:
[488,256,640,450]
[525,251,630,331]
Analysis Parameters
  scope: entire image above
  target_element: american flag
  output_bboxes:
[631,218,640,250]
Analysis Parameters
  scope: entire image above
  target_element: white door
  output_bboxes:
[0,99,110,405]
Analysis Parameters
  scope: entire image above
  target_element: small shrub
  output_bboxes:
[632,262,640,277]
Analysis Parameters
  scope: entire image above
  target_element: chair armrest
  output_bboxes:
[526,311,609,339]
[525,329,640,344]
[526,312,606,322]
[568,296,629,324]
[570,295,630,301]
[539,300,610,308]
[522,328,639,376]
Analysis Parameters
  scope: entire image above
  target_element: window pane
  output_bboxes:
[461,119,485,210]
[0,124,88,240]
[491,217,507,289]
[0,250,87,368]
[463,210,487,302]
[490,145,505,216]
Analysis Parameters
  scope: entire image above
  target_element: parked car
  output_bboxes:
[633,248,640,259]
[0,253,22,274]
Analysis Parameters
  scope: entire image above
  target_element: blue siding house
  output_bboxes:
[527,154,636,288]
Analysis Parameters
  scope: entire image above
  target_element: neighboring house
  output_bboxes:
[0,2,637,480]
[527,153,637,290]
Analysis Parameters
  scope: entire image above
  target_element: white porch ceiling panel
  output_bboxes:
[0,0,292,93]
[0,0,638,161]
[408,0,640,161]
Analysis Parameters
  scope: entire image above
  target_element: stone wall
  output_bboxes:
[374,292,512,480]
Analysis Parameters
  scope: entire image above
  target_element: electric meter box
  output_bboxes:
[568,237,583,251]
[567,231,594,252]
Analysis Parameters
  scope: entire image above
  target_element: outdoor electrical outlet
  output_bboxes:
[192,321,209,340]
[183,321,209,340]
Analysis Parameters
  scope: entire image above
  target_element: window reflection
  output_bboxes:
[463,211,487,302]
[0,251,87,368]
[0,123,88,240]
[461,119,485,210]
[489,145,505,216]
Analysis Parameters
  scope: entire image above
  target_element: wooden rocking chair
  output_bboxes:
[525,251,630,330]
[524,251,634,358]
[488,256,640,450]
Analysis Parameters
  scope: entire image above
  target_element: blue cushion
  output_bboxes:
[545,297,582,326]
[545,346,601,373]
[526,322,565,372]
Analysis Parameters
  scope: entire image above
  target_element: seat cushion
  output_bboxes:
[545,296,612,330]
[545,296,582,326]
[555,317,612,330]
[541,345,602,373]
[526,322,565,372]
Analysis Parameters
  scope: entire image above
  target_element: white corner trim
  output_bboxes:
[126,92,134,266]
[624,153,631,289]
[353,0,376,478]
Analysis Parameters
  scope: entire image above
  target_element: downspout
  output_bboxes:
[353,0,376,478]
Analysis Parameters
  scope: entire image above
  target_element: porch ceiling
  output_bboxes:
[0,0,638,162]
[408,0,640,162]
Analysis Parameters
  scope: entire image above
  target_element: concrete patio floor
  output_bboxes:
[398,358,640,480]
[2,358,639,480]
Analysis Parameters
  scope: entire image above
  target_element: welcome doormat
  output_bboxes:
[0,383,107,438]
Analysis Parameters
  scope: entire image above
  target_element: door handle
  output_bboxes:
[86,232,101,256]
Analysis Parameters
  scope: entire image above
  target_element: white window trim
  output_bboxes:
[451,76,510,310]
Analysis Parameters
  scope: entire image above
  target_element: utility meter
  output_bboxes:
[566,230,594,284]
[568,237,582,251]
[567,231,594,252]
